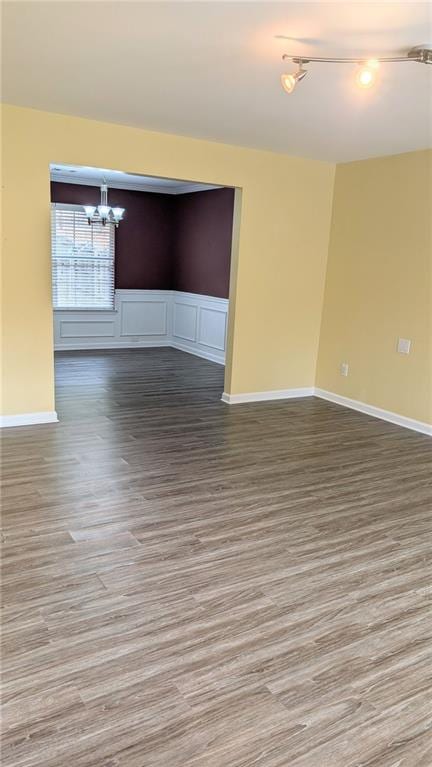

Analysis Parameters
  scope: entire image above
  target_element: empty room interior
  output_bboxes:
[50,165,234,413]
[1,2,431,766]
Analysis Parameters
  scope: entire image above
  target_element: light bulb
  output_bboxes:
[84,205,96,219]
[356,66,376,88]
[98,205,110,219]
[281,73,297,93]
[112,207,125,222]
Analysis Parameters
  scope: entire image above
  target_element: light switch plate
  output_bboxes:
[397,338,411,354]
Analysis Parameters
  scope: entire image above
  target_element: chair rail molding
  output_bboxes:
[53,289,228,364]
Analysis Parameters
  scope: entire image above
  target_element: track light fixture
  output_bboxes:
[281,60,308,93]
[280,46,432,93]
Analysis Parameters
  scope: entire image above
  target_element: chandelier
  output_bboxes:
[280,46,432,94]
[84,182,125,227]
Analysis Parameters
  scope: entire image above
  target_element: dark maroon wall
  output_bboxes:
[51,182,175,289]
[173,188,234,299]
[50,183,234,297]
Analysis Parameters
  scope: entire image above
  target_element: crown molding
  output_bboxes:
[50,173,221,196]
[171,182,222,195]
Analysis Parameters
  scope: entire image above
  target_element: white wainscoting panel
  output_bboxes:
[60,320,115,339]
[120,299,167,337]
[54,290,228,363]
[173,301,198,342]
[198,307,227,351]
[54,290,172,351]
[172,292,228,364]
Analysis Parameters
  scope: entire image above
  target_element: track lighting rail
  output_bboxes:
[280,46,432,94]
[282,48,432,65]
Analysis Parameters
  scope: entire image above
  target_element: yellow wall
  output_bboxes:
[317,150,432,424]
[1,104,335,416]
[3,106,429,426]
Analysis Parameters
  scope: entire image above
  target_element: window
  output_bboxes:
[51,203,115,309]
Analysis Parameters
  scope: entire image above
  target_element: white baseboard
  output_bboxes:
[314,388,432,437]
[55,340,172,352]
[0,411,58,428]
[172,341,225,365]
[221,387,315,404]
[3,388,428,437]
[55,340,223,364]
[221,386,431,437]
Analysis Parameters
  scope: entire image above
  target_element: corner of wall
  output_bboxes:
[314,161,339,388]
[223,187,243,395]
[314,150,432,425]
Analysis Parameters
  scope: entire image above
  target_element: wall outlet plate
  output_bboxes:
[397,338,411,354]
[340,362,349,377]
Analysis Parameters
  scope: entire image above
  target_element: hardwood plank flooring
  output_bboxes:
[1,347,431,766]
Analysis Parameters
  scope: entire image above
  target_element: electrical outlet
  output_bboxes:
[340,362,349,377]
[397,338,411,354]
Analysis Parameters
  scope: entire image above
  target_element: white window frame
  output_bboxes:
[51,203,116,312]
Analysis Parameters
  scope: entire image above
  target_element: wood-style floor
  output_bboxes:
[2,348,432,767]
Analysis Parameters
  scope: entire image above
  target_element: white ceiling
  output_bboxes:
[50,164,221,194]
[3,1,432,163]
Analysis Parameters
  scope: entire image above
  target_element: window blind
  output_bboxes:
[51,203,115,310]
